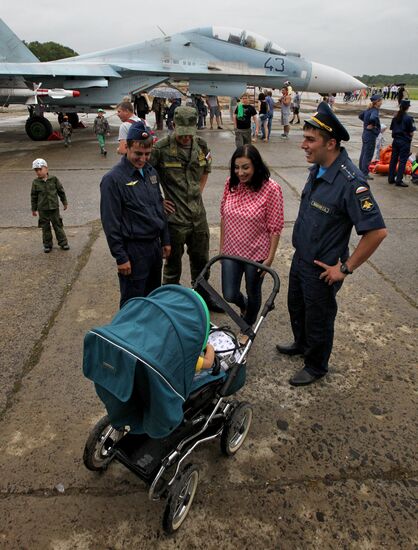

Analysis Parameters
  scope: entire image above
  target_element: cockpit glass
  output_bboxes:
[211,26,286,55]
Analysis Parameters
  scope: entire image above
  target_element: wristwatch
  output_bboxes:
[340,262,353,275]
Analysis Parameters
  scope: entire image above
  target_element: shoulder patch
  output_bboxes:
[359,196,374,211]
[355,185,369,194]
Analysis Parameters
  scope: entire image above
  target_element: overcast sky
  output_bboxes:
[2,0,416,76]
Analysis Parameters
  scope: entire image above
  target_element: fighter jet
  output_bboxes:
[0,19,365,140]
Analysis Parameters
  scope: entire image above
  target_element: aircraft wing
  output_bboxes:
[0,62,122,79]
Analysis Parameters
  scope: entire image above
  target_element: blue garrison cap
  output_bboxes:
[370,93,383,102]
[400,99,410,108]
[305,101,350,142]
[126,121,152,141]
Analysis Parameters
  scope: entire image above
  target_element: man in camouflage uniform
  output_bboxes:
[150,106,222,311]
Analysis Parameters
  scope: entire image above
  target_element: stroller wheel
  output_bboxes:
[162,464,199,534]
[83,415,125,471]
[220,402,253,456]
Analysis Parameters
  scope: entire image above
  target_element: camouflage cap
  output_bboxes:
[174,106,197,136]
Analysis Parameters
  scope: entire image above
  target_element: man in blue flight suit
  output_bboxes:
[100,122,171,308]
[276,102,387,386]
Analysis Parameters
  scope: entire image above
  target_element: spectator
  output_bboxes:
[93,109,110,156]
[206,95,223,129]
[234,94,258,148]
[220,145,284,344]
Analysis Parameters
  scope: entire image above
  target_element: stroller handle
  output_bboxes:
[195,254,280,316]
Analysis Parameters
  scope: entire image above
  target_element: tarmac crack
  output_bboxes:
[0,220,102,422]
[0,468,416,499]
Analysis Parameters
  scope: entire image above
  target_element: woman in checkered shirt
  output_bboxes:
[220,145,284,342]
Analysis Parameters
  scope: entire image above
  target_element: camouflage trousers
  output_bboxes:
[163,223,209,285]
[38,209,68,248]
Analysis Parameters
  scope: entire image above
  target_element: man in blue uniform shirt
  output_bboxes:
[100,122,171,308]
[277,102,387,386]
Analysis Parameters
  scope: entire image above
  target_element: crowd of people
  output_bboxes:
[32,81,418,385]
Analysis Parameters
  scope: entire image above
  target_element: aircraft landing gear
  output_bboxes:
[25,115,53,141]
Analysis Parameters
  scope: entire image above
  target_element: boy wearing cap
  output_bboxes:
[31,159,70,253]
[276,102,387,386]
[93,109,110,156]
[150,106,222,312]
[100,122,170,308]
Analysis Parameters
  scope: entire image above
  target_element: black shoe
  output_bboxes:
[103,150,107,157]
[366,175,374,181]
[289,368,326,386]
[217,126,223,130]
[388,179,395,184]
[60,244,70,250]
[395,181,408,187]
[276,342,303,356]
[44,246,52,253]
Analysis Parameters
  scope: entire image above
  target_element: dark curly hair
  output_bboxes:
[229,145,270,192]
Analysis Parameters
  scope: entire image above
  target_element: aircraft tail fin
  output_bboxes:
[0,19,40,62]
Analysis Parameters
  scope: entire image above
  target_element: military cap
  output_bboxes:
[305,101,350,142]
[370,93,383,102]
[127,121,152,141]
[400,99,411,108]
[174,106,197,136]
[97,108,105,113]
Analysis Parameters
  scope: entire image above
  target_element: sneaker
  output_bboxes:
[395,181,408,187]
[44,246,52,253]
[281,134,288,139]
[60,244,70,250]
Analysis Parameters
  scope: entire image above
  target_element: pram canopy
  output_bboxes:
[83,285,213,438]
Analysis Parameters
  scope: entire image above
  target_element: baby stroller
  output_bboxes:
[82,255,280,533]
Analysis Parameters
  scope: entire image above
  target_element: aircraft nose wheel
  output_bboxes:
[220,401,253,456]
[162,464,199,534]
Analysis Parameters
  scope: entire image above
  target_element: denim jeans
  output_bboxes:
[221,259,264,325]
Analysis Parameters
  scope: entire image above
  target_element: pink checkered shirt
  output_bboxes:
[220,177,284,260]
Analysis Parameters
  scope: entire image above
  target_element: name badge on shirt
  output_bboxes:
[310,200,330,214]
[150,175,158,185]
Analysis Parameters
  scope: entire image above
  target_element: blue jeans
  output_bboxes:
[267,112,273,138]
[221,259,264,325]
[259,113,268,139]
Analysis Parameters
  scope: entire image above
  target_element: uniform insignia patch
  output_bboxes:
[360,196,374,211]
[311,200,330,214]
[355,185,369,194]
[126,180,138,186]
[150,175,158,184]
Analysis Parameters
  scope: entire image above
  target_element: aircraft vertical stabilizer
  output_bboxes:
[0,19,39,62]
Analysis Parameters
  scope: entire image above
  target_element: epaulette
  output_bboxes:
[339,163,356,181]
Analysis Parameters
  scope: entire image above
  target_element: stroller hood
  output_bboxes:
[83,285,210,438]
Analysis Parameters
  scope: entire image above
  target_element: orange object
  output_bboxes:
[369,145,412,175]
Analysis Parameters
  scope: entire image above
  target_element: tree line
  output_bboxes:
[355,74,418,87]
[23,40,78,62]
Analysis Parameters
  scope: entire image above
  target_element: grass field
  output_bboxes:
[407,88,418,100]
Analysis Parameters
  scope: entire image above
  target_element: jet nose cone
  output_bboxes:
[307,61,366,93]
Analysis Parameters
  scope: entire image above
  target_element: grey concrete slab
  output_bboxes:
[0,108,417,547]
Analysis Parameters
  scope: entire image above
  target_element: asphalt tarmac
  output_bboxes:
[0,103,417,549]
